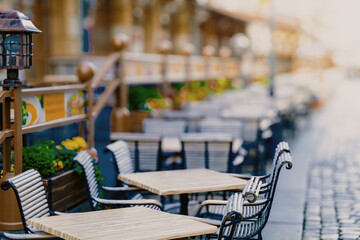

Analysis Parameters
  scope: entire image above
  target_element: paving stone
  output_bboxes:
[320,233,339,239]
[339,233,360,239]
[302,237,320,240]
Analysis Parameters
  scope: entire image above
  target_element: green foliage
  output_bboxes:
[128,86,162,111]
[73,160,105,188]
[173,83,186,91]
[22,144,56,179]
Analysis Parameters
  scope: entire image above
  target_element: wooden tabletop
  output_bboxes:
[27,207,217,240]
[118,168,247,195]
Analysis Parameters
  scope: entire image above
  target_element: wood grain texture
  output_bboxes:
[27,207,217,240]
[119,168,247,195]
[43,170,89,211]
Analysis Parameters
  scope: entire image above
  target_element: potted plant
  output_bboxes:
[20,137,90,211]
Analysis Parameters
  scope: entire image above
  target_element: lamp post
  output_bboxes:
[0,10,41,230]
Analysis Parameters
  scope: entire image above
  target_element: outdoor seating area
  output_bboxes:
[1,141,293,239]
[1,1,359,239]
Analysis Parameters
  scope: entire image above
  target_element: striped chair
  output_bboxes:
[142,118,187,135]
[0,169,61,239]
[106,140,136,177]
[180,133,235,173]
[109,133,163,172]
[73,151,162,211]
[198,142,293,239]
[197,142,291,221]
[106,140,200,215]
[198,119,248,167]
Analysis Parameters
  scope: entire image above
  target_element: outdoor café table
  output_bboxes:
[118,168,247,215]
[27,206,218,240]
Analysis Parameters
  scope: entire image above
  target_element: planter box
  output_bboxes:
[43,170,89,211]
[129,111,151,132]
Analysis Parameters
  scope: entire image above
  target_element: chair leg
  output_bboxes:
[258,233,263,240]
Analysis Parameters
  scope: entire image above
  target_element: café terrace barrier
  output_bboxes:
[0,35,240,178]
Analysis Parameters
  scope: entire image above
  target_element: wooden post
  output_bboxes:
[0,85,22,230]
[202,45,215,88]
[182,43,194,90]
[219,46,232,79]
[2,95,11,175]
[13,87,23,175]
[110,34,130,133]
[76,62,95,149]
[158,40,172,98]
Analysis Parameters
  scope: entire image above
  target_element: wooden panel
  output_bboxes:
[129,111,150,132]
[51,188,88,212]
[43,170,89,211]
[27,207,217,240]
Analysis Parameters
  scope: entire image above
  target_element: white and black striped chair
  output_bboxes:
[109,132,162,171]
[187,177,261,239]
[142,118,187,135]
[0,169,61,239]
[143,119,188,170]
[73,151,162,211]
[197,143,292,239]
[180,133,236,173]
[106,140,200,215]
[197,142,291,222]
[198,118,248,167]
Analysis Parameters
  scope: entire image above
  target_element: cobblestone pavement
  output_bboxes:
[303,79,360,240]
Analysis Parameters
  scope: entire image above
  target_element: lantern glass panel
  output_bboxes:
[0,32,33,69]
[4,34,20,55]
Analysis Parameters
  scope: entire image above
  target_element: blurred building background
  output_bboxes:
[0,0,342,84]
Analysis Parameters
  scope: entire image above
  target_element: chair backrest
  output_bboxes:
[254,141,292,233]
[180,133,234,172]
[187,102,223,118]
[217,192,244,239]
[73,151,100,210]
[199,118,244,139]
[0,169,51,233]
[110,133,162,171]
[143,118,187,135]
[217,142,292,239]
[106,140,135,176]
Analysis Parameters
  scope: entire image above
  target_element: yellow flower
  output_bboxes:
[72,136,87,149]
[71,141,79,150]
[53,160,57,167]
[58,161,63,169]
[56,145,63,150]
[62,139,78,150]
[10,164,14,172]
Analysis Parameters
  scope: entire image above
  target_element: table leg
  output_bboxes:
[180,193,189,215]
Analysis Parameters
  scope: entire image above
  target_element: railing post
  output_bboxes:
[159,40,172,98]
[110,34,130,133]
[182,43,194,90]
[13,87,22,175]
[0,81,23,230]
[219,46,232,80]
[202,45,215,88]
[76,62,95,149]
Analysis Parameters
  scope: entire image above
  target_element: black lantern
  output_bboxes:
[0,10,41,86]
